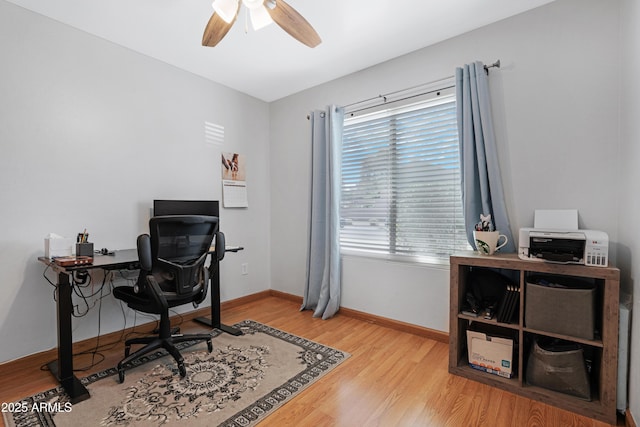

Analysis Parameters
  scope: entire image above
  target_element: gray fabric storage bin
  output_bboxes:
[525,276,595,340]
[526,338,591,400]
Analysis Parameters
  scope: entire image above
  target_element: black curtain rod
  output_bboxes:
[342,76,453,111]
[345,85,455,116]
[306,59,501,119]
[484,59,501,74]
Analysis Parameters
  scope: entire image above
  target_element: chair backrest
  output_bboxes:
[146,215,219,295]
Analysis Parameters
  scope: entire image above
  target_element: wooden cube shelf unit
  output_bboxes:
[449,251,620,424]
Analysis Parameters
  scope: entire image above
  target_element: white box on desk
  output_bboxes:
[44,236,73,258]
[467,329,514,378]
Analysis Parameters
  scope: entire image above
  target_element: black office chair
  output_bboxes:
[113,215,225,383]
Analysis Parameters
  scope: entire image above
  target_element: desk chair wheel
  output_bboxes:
[178,361,186,377]
[207,339,213,353]
[118,368,125,383]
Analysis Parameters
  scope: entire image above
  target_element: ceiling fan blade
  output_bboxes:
[267,0,321,48]
[202,2,241,47]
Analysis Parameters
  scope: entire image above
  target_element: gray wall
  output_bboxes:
[0,1,271,363]
[270,0,620,331]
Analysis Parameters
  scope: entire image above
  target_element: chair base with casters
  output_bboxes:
[113,215,225,383]
[114,285,213,383]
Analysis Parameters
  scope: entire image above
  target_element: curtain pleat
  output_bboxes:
[302,106,344,319]
[456,61,515,252]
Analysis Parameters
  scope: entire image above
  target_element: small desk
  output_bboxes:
[38,246,242,403]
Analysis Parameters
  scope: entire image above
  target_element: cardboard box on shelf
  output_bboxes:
[467,329,514,378]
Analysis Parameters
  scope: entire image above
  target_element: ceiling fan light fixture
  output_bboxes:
[242,0,264,9]
[249,6,273,30]
[202,0,321,48]
[212,0,238,24]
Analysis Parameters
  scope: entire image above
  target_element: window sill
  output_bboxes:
[340,250,451,270]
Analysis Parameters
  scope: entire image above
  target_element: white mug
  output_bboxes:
[473,230,508,255]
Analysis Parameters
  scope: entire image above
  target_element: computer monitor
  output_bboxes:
[153,200,220,218]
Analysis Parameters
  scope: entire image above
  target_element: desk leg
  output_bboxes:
[194,259,242,336]
[48,271,90,403]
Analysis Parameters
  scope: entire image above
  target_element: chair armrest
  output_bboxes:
[215,232,226,261]
[192,264,210,307]
[145,274,169,312]
[137,234,152,271]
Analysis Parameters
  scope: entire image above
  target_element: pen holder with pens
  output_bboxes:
[76,231,93,257]
[76,242,94,257]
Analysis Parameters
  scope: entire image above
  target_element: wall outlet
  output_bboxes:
[241,263,248,275]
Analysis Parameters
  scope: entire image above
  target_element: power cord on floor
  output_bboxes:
[40,269,188,373]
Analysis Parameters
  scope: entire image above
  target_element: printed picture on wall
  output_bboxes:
[221,152,246,181]
[221,152,248,207]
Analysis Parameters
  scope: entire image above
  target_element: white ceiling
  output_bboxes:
[6,0,555,102]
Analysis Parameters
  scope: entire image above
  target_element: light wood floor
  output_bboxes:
[0,296,625,427]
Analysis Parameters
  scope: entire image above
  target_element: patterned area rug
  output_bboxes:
[3,320,349,427]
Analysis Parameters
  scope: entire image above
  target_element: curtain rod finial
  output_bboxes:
[484,60,501,74]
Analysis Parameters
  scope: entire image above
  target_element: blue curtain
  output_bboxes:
[456,61,515,252]
[301,105,344,319]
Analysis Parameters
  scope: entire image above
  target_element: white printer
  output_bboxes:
[518,210,609,267]
[518,228,609,267]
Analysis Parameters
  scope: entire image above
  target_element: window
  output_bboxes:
[340,90,470,263]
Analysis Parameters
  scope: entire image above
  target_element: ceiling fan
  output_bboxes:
[202,0,321,48]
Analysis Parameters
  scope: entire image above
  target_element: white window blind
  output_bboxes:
[341,92,470,263]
